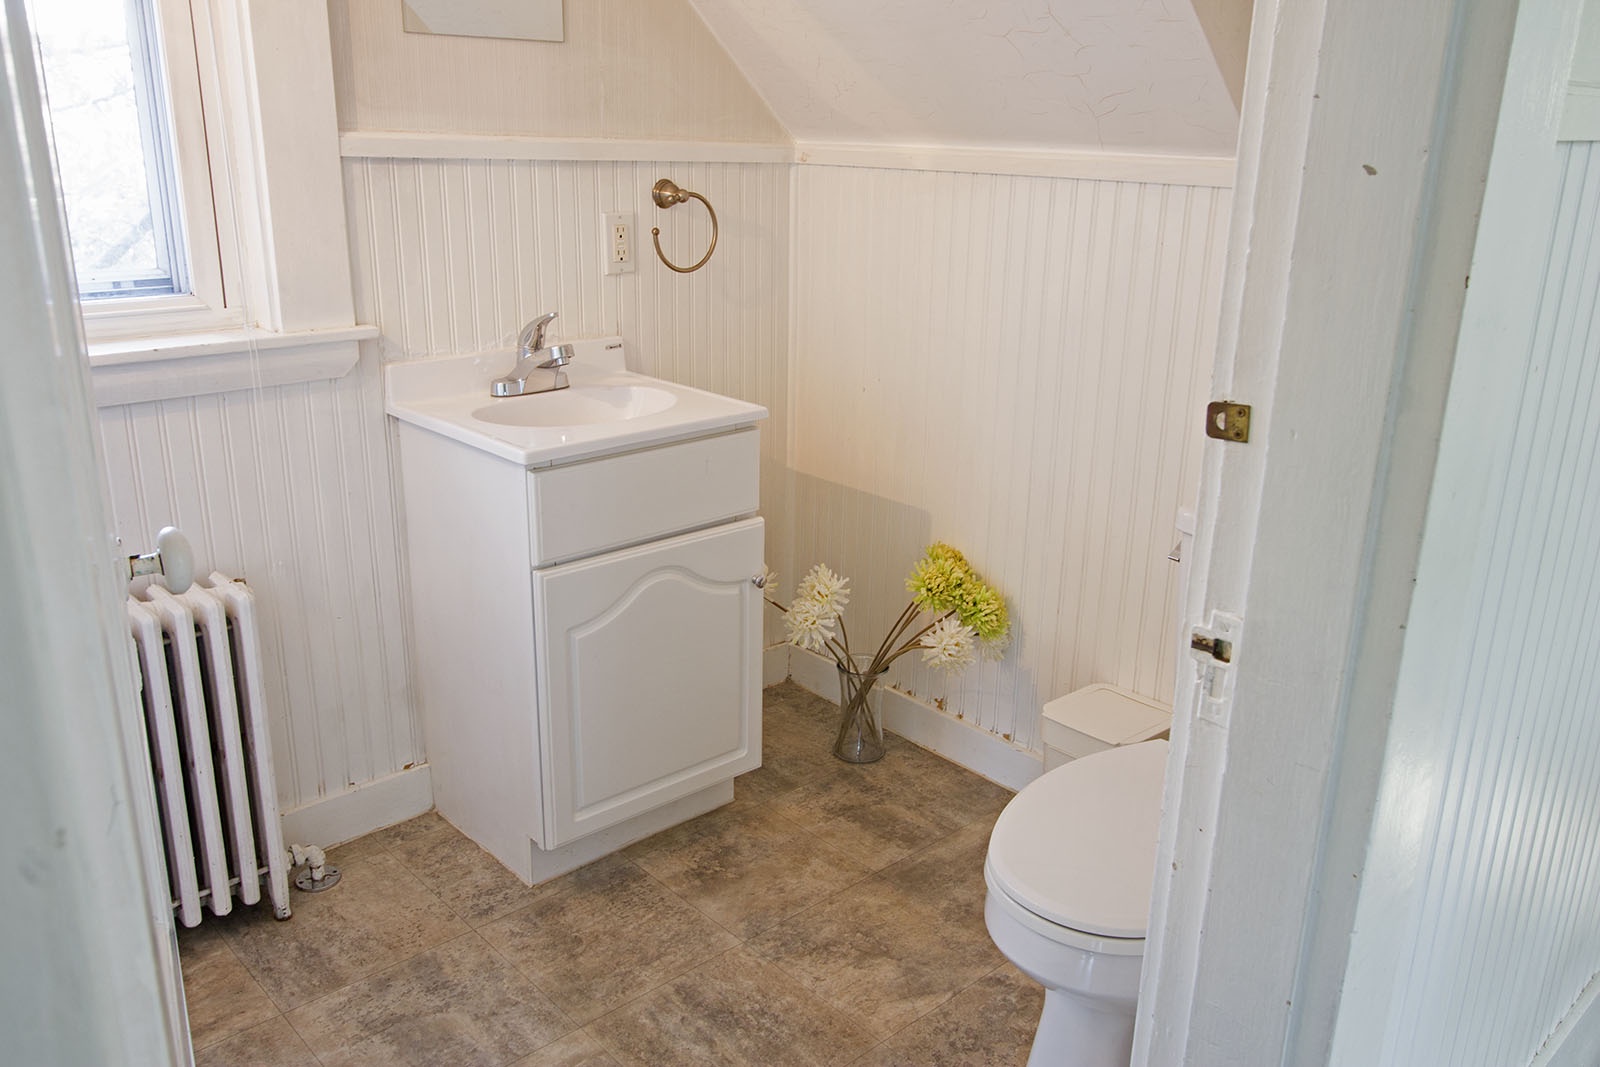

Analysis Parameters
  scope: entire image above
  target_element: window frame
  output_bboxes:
[70,0,245,341]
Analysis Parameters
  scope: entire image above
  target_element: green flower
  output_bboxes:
[956,582,1009,643]
[906,543,968,612]
[906,543,1009,644]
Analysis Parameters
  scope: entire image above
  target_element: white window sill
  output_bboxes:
[89,325,379,407]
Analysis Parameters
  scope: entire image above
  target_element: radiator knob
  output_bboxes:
[155,526,194,594]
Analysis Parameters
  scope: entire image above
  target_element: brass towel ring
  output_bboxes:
[650,178,718,273]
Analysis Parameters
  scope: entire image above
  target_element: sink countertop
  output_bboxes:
[385,336,768,467]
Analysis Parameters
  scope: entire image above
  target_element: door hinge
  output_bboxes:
[1205,401,1251,442]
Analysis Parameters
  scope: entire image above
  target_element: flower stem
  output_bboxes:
[866,601,921,676]
[879,611,954,670]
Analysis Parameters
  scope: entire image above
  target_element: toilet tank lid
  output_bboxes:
[987,739,1168,939]
[1043,684,1171,746]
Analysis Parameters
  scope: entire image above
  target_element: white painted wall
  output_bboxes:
[790,163,1230,754]
[95,355,418,820]
[688,0,1239,156]
[327,0,787,143]
[85,0,1229,847]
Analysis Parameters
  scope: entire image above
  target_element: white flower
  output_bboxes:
[920,615,977,672]
[757,564,779,592]
[795,563,850,619]
[785,596,837,652]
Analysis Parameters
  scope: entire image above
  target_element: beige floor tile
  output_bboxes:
[626,802,872,938]
[223,851,469,1010]
[749,876,1005,1039]
[849,964,1044,1067]
[480,854,740,1024]
[512,1029,624,1067]
[767,765,957,871]
[589,946,877,1067]
[177,922,280,1050]
[325,833,390,865]
[875,818,994,932]
[183,685,1033,1061]
[363,810,452,850]
[733,763,797,804]
[194,1016,316,1067]
[752,727,847,794]
[887,740,1014,829]
[286,931,574,1067]
[389,823,540,926]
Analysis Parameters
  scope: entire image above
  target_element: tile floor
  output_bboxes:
[180,682,1043,1066]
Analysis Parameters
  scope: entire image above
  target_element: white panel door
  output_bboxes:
[533,518,764,846]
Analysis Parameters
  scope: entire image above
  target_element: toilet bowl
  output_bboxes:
[985,733,1169,1066]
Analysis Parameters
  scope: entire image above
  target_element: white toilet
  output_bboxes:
[984,685,1172,1066]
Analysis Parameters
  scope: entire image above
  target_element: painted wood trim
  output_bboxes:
[277,764,434,848]
[1558,87,1600,140]
[338,130,1236,186]
[89,327,376,406]
[1534,973,1600,1067]
[340,130,795,163]
[795,142,1236,187]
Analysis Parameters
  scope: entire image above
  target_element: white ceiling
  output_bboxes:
[686,0,1242,157]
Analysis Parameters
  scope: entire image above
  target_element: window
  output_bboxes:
[33,0,239,336]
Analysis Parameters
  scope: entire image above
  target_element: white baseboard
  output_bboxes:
[1534,971,1600,1067]
[279,764,434,848]
[787,648,1042,792]
[763,643,790,688]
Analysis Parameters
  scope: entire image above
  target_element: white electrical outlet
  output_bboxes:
[603,211,635,275]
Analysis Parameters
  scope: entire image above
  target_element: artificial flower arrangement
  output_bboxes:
[764,543,1010,762]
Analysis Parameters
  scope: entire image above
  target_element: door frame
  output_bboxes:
[1135,0,1585,1062]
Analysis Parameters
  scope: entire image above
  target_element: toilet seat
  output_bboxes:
[986,739,1169,940]
[984,858,1146,957]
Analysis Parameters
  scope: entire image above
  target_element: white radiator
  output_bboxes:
[127,573,290,928]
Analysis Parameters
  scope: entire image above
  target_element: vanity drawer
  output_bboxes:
[527,427,759,566]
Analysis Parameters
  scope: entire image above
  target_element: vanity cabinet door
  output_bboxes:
[531,517,763,846]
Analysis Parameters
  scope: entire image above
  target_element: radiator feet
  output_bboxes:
[289,843,341,894]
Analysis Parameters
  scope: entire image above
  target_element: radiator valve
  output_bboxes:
[289,843,341,893]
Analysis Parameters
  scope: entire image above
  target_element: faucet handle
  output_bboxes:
[518,311,558,354]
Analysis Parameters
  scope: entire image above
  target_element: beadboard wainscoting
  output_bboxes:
[340,154,795,631]
[1357,139,1600,1067]
[789,165,1230,755]
[97,347,425,830]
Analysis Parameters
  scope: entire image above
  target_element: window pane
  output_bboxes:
[34,0,184,299]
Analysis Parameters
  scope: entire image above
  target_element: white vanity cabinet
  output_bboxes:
[534,516,762,844]
[394,419,764,886]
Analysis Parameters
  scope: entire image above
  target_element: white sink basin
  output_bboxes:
[471,384,677,428]
[385,336,767,467]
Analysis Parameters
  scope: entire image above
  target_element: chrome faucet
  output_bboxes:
[490,311,576,397]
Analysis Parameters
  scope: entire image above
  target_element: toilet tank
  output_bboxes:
[1042,684,1173,770]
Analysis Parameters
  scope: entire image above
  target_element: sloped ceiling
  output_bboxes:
[686,0,1245,157]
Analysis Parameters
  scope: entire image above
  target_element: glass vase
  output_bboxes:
[833,655,888,763]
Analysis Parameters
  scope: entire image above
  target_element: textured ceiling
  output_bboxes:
[686,0,1243,157]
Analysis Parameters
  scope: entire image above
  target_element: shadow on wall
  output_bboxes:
[783,470,1044,748]
[783,470,932,648]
